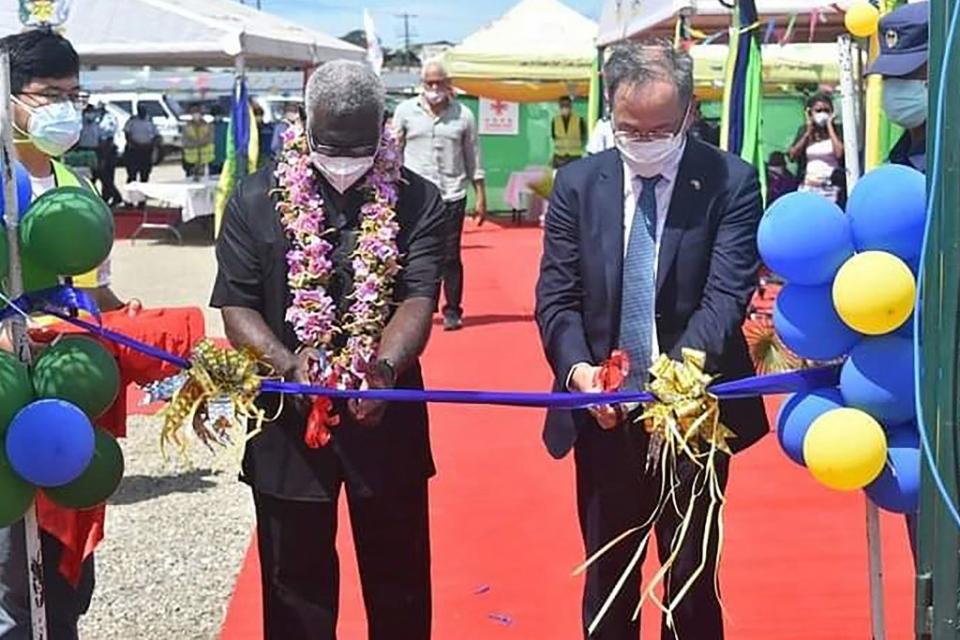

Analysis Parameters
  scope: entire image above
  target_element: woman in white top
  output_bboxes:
[788,93,845,206]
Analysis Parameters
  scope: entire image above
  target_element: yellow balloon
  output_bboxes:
[803,408,888,491]
[845,2,880,38]
[833,251,915,335]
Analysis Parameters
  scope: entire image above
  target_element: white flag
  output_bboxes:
[364,9,383,76]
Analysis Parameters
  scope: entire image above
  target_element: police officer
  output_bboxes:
[867,1,929,172]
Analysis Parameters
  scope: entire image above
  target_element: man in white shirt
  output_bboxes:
[535,42,767,639]
[393,59,487,331]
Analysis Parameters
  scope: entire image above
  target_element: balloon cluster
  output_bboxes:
[1,164,114,292]
[758,164,927,514]
[0,170,121,525]
[0,335,125,527]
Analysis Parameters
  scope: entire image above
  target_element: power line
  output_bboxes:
[394,12,418,60]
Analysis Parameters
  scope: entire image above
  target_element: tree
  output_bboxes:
[341,29,367,48]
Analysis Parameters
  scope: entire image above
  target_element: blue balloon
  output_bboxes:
[847,164,926,262]
[841,336,916,424]
[4,399,95,488]
[894,314,916,339]
[774,283,861,360]
[758,192,854,285]
[0,162,32,222]
[866,422,920,514]
[776,388,846,466]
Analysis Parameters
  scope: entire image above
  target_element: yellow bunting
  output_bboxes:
[833,251,915,335]
[845,2,881,38]
[803,407,888,491]
[160,339,267,463]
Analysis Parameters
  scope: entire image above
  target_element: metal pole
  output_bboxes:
[839,34,887,640]
[0,51,47,640]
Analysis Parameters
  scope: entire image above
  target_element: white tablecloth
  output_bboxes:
[121,179,218,223]
[504,168,550,223]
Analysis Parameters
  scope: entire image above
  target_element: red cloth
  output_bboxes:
[29,305,205,586]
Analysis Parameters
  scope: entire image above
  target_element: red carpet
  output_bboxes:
[219,222,915,639]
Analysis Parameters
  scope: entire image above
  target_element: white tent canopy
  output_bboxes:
[597,0,858,47]
[444,0,598,101]
[0,0,363,68]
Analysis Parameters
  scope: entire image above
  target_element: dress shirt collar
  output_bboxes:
[620,138,687,196]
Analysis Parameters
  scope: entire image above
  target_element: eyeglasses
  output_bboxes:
[17,90,90,107]
[613,103,692,143]
[307,132,379,158]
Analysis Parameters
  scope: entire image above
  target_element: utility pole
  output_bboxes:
[395,12,418,66]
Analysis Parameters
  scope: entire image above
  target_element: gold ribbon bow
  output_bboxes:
[575,349,734,636]
[640,348,736,459]
[161,340,267,462]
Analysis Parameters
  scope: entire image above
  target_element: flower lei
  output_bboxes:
[275,125,402,395]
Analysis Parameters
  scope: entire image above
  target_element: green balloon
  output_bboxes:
[0,350,34,436]
[0,448,35,527]
[33,336,120,419]
[0,252,59,298]
[45,427,124,510]
[20,250,60,292]
[20,186,114,277]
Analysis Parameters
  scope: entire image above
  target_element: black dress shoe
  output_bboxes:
[443,315,463,331]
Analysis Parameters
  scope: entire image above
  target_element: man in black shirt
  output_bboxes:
[211,60,446,640]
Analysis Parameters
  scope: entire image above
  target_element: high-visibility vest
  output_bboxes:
[552,113,584,158]
[50,160,111,289]
[183,122,215,165]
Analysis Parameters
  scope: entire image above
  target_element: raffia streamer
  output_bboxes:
[583,349,734,637]
[160,339,275,466]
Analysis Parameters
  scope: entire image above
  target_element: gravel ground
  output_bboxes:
[78,187,252,639]
[79,415,254,640]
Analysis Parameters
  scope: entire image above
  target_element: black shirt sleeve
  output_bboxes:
[396,174,446,302]
[210,188,263,310]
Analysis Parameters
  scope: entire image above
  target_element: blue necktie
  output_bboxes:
[619,175,661,390]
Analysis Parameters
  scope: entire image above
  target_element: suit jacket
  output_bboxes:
[535,136,769,459]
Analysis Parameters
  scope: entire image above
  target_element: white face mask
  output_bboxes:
[13,97,82,156]
[883,78,928,130]
[423,89,446,105]
[310,152,375,193]
[614,129,686,177]
[812,111,831,127]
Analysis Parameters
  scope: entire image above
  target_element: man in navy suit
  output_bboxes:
[535,42,768,639]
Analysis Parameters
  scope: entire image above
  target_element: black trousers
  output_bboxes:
[96,145,122,205]
[440,198,467,319]
[253,481,431,640]
[125,145,153,183]
[575,423,728,640]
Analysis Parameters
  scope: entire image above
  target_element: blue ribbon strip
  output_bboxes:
[15,291,841,409]
[260,364,839,408]
[0,285,101,324]
[42,308,192,370]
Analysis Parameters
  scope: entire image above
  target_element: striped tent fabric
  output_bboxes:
[720,0,767,200]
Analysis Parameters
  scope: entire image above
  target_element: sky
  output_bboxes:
[246,0,602,48]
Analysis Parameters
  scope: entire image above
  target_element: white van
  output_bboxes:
[91,92,184,159]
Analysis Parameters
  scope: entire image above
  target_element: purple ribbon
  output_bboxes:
[35,296,841,409]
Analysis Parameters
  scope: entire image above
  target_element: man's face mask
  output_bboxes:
[882,78,928,130]
[310,150,377,193]
[12,96,82,157]
[614,105,689,177]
